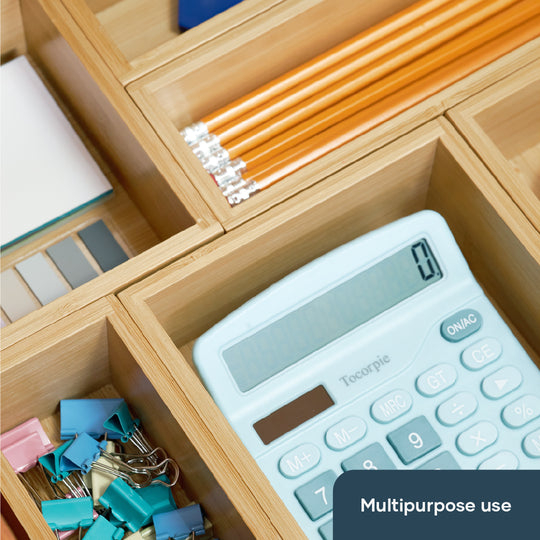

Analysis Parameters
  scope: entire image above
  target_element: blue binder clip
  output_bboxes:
[83,515,125,540]
[60,433,107,474]
[153,505,206,540]
[178,0,243,30]
[99,477,154,532]
[60,398,124,439]
[138,474,177,526]
[41,496,94,532]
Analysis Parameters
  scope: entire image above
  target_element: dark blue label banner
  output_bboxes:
[334,470,539,540]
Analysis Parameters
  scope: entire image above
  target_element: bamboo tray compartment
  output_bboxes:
[128,0,540,231]
[0,0,222,350]
[448,59,540,233]
[119,118,540,539]
[0,296,264,539]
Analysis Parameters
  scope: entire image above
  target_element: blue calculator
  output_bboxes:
[193,210,540,539]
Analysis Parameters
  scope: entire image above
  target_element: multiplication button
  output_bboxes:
[456,422,498,456]
[481,366,522,399]
[436,392,477,426]
[387,416,441,464]
[416,364,457,397]
[370,389,412,423]
[279,444,320,478]
[325,416,366,451]
[502,395,540,428]
[294,470,337,521]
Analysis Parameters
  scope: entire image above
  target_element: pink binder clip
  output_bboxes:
[0,417,55,473]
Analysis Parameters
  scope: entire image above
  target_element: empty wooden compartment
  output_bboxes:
[0,297,263,539]
[119,118,540,538]
[448,58,540,233]
[1,0,221,348]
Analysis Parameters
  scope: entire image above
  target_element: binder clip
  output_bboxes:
[125,526,157,540]
[60,398,124,439]
[39,440,91,498]
[99,477,154,532]
[153,505,206,540]
[90,440,120,506]
[0,417,55,473]
[60,432,108,474]
[138,474,177,526]
[41,496,94,535]
[83,515,125,540]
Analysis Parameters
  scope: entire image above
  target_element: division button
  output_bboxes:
[294,470,337,521]
[522,428,540,458]
[417,452,461,470]
[481,366,522,399]
[278,444,321,479]
[325,416,366,451]
[502,395,540,428]
[478,451,519,470]
[387,416,442,464]
[457,421,498,456]
[341,443,396,471]
[437,392,478,426]
[416,363,457,397]
[370,389,412,424]
[461,338,502,370]
[440,309,482,342]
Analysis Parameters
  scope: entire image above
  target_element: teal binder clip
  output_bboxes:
[60,398,124,439]
[83,515,125,540]
[103,401,140,443]
[138,474,177,526]
[99,477,154,532]
[60,433,107,473]
[39,440,72,483]
[153,505,205,540]
[41,496,94,531]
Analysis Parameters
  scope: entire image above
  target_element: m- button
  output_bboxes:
[278,443,321,479]
[371,390,412,424]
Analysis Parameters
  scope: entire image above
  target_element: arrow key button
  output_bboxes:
[481,366,522,400]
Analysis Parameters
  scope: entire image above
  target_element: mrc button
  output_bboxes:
[440,309,482,342]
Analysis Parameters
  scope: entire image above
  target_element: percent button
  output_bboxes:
[502,395,540,428]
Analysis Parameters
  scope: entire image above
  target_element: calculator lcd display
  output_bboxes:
[223,239,442,392]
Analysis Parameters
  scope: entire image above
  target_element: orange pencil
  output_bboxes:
[241,8,540,193]
[224,0,520,159]
[200,0,452,134]
[216,0,499,146]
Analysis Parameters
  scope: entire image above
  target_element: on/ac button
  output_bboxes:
[440,309,482,342]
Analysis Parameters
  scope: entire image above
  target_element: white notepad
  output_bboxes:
[1,56,112,249]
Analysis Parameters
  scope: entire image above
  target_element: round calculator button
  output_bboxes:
[460,338,502,371]
[325,416,366,451]
[437,392,478,426]
[478,451,519,470]
[522,428,540,458]
[481,366,522,399]
[501,395,540,428]
[440,309,482,342]
[371,390,412,424]
[416,364,457,397]
[278,444,321,479]
[456,422,498,456]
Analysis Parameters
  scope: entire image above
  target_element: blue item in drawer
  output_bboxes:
[178,0,243,30]
[193,210,540,538]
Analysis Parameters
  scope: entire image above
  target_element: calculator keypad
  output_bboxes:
[478,451,519,470]
[370,390,412,423]
[341,442,396,471]
[387,416,441,464]
[456,421,498,455]
[416,364,457,396]
[501,395,540,428]
[461,338,502,370]
[436,392,478,426]
[294,470,337,521]
[481,366,522,399]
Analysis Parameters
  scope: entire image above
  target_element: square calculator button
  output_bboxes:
[387,416,441,464]
[319,520,333,540]
[341,442,396,471]
[416,452,460,470]
[294,470,337,521]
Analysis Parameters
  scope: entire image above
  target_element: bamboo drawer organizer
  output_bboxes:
[448,59,540,233]
[0,0,222,350]
[0,297,256,539]
[119,118,540,539]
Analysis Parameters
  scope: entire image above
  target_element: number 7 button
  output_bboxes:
[294,470,337,521]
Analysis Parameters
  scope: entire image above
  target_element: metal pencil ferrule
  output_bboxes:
[200,147,231,172]
[179,121,208,146]
[211,158,247,187]
[191,134,222,160]
[227,180,260,206]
